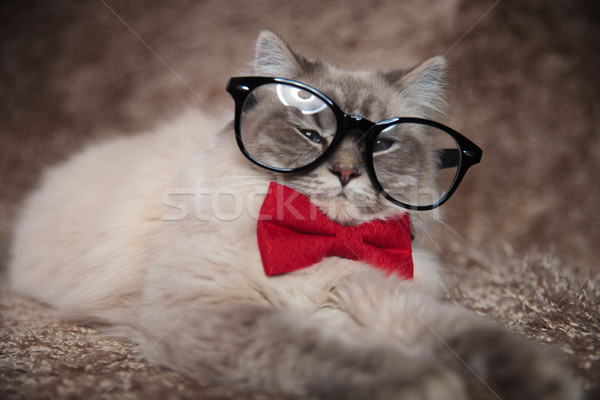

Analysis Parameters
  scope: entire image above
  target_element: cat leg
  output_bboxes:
[137,302,469,400]
[441,327,581,400]
[325,271,580,399]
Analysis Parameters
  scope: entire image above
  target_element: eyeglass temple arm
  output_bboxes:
[440,148,460,169]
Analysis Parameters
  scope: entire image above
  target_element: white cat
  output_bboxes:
[9,31,579,399]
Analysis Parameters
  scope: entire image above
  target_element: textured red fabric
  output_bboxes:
[257,182,414,278]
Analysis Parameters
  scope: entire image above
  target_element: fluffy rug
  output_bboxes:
[1,0,599,398]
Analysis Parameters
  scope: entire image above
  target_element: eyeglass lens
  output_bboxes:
[372,123,460,207]
[240,83,337,169]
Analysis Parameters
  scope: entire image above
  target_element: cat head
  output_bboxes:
[244,30,447,226]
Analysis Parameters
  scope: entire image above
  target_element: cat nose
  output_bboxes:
[329,167,361,187]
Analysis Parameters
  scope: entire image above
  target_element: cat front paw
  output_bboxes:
[444,328,581,400]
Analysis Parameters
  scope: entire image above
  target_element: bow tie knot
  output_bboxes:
[257,182,414,278]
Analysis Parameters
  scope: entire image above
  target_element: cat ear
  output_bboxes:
[388,56,447,115]
[254,30,304,78]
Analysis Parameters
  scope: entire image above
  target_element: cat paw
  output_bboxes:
[382,360,469,400]
[444,328,581,400]
[311,358,469,400]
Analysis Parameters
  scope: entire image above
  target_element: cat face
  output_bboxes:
[245,31,448,226]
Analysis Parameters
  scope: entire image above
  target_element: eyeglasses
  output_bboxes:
[226,77,482,211]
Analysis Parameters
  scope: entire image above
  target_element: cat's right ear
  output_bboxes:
[385,56,447,116]
[254,30,303,78]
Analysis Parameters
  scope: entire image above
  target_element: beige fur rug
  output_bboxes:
[2,244,599,399]
[1,0,599,398]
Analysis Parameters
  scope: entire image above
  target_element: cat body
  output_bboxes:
[9,32,578,399]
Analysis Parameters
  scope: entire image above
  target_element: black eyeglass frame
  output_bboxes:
[226,76,482,211]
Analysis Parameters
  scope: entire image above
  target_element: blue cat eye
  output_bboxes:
[226,76,482,211]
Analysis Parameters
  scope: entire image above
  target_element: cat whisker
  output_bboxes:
[415,222,444,254]
[435,219,465,243]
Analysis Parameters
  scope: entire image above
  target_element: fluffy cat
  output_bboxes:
[9,31,579,399]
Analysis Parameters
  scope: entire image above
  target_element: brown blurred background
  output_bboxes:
[1,0,598,268]
[1,0,599,398]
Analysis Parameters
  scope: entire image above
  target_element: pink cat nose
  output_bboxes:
[329,167,361,187]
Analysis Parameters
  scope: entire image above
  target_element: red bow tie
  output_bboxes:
[256,182,414,278]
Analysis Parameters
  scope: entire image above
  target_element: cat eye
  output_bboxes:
[227,77,482,211]
[298,128,324,144]
[373,138,394,152]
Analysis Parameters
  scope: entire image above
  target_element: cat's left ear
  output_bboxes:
[387,56,447,115]
[254,30,305,78]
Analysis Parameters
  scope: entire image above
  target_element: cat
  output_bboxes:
[9,30,579,399]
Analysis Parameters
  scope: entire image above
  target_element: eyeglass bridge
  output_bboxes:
[346,114,375,133]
